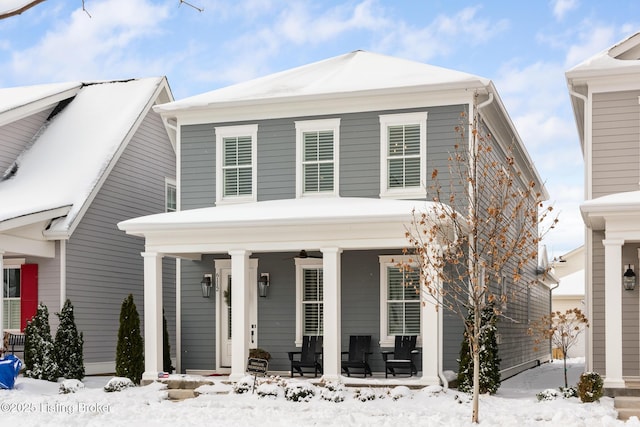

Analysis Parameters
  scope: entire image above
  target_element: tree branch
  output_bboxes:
[0,0,46,20]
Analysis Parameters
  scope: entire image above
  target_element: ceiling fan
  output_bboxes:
[283,250,323,260]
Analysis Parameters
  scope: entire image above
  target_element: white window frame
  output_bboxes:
[295,257,323,347]
[379,255,421,347]
[379,112,428,199]
[3,258,24,332]
[295,118,340,198]
[215,124,258,205]
[165,177,177,212]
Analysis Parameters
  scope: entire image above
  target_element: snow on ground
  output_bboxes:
[0,358,637,426]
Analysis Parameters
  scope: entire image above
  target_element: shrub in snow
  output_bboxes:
[256,382,280,399]
[24,303,59,382]
[390,386,412,401]
[284,382,316,402]
[457,303,501,394]
[354,388,378,402]
[536,388,560,401]
[319,381,345,403]
[233,376,255,394]
[561,386,578,398]
[423,385,446,396]
[115,294,144,385]
[59,379,84,394]
[578,372,603,403]
[104,376,135,392]
[55,299,85,380]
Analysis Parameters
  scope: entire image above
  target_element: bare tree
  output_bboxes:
[528,308,589,389]
[404,93,556,423]
[0,0,203,20]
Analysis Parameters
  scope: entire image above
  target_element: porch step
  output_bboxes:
[167,389,197,401]
[615,396,640,421]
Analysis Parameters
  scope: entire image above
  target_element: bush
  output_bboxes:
[104,377,135,392]
[232,376,255,394]
[578,372,604,403]
[55,299,85,380]
[319,381,345,403]
[115,294,144,385]
[162,309,174,373]
[249,348,271,360]
[284,382,315,402]
[59,379,84,394]
[24,303,59,382]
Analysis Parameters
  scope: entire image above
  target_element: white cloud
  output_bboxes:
[551,0,579,21]
[564,24,617,69]
[7,0,171,83]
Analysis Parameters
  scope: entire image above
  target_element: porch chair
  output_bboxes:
[381,335,419,378]
[341,335,373,377]
[288,335,323,377]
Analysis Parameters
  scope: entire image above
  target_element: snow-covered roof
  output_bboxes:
[119,197,435,232]
[0,82,81,115]
[0,78,168,235]
[567,31,640,79]
[155,50,491,112]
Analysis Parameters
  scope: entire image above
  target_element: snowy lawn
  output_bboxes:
[0,358,637,426]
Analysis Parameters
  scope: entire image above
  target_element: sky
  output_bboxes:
[1,0,639,259]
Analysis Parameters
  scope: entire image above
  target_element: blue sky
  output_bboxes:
[1,0,639,258]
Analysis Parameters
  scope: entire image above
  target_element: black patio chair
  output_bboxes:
[381,335,419,378]
[341,335,372,377]
[288,335,323,377]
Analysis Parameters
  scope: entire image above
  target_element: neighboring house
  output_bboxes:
[119,51,551,383]
[552,246,586,358]
[568,31,640,392]
[0,78,177,374]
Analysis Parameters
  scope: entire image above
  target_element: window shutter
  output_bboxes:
[302,268,323,335]
[303,131,334,193]
[223,136,253,196]
[386,266,420,335]
[20,264,38,332]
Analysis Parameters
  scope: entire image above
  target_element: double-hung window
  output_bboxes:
[295,258,323,345]
[165,178,177,212]
[379,112,428,198]
[379,255,421,347]
[295,119,340,197]
[3,266,21,330]
[215,124,258,204]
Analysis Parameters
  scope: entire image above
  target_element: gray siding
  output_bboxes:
[592,91,640,198]
[66,107,176,366]
[0,108,53,173]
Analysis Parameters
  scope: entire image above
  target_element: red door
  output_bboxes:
[20,264,38,331]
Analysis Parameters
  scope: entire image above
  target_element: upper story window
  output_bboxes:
[215,124,258,204]
[295,119,340,197]
[379,112,428,199]
[165,178,177,212]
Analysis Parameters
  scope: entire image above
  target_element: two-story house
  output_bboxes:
[119,51,551,383]
[0,78,177,374]
[568,31,640,392]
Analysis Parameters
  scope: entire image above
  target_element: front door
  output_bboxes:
[215,259,258,370]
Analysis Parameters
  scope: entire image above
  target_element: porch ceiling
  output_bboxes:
[118,197,442,257]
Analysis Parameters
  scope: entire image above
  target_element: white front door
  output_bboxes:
[215,259,258,370]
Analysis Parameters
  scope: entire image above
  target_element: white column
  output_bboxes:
[321,247,342,380]
[0,252,4,338]
[141,252,163,381]
[421,290,440,384]
[603,239,625,388]
[229,250,251,381]
[59,240,66,309]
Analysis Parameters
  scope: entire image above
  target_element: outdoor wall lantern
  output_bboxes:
[258,273,270,298]
[201,274,213,298]
[623,264,636,291]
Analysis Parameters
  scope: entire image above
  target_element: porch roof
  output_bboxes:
[580,190,640,230]
[118,197,443,256]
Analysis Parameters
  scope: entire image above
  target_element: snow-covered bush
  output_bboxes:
[24,303,59,382]
[390,386,412,401]
[59,379,84,394]
[232,376,255,394]
[55,299,84,380]
[319,381,345,403]
[561,386,578,398]
[354,387,378,402]
[256,382,280,399]
[536,388,560,401]
[104,376,135,392]
[423,385,446,397]
[284,382,315,402]
[578,372,603,403]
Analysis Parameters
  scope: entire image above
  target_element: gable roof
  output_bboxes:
[566,31,640,80]
[155,50,491,113]
[0,77,173,238]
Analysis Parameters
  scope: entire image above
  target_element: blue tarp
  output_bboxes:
[0,355,22,389]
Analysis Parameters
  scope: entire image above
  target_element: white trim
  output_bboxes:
[60,240,66,309]
[3,258,25,267]
[295,118,341,198]
[378,255,421,347]
[175,258,182,374]
[379,112,428,199]
[215,124,258,205]
[294,257,323,346]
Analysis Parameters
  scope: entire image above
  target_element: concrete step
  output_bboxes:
[167,389,198,401]
[163,379,214,390]
[617,408,640,422]
[615,396,640,421]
